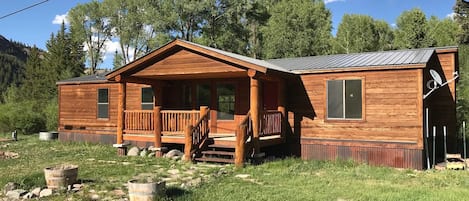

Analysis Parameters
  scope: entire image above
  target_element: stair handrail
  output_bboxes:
[184,109,210,161]
[235,111,252,167]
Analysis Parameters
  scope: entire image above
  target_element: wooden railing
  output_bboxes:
[184,107,210,161]
[124,110,154,134]
[161,110,200,135]
[260,110,282,137]
[235,112,253,167]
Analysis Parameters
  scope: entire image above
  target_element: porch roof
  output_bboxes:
[106,39,291,81]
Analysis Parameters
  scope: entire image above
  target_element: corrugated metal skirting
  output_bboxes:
[301,143,423,169]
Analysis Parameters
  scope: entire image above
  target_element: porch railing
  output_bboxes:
[161,110,200,135]
[124,110,154,134]
[260,110,282,137]
[184,107,210,161]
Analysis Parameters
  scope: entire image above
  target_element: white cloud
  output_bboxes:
[52,13,69,25]
[324,0,345,4]
[391,23,397,28]
[447,12,456,20]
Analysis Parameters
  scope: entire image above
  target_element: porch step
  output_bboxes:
[201,150,235,157]
[208,144,235,149]
[195,157,235,164]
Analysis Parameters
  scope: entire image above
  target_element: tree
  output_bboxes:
[454,0,469,44]
[43,22,85,82]
[374,20,394,51]
[20,47,51,102]
[428,16,460,47]
[393,8,432,49]
[261,0,332,59]
[161,0,209,42]
[334,14,379,54]
[68,0,112,74]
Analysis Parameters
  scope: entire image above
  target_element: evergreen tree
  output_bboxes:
[427,16,460,47]
[393,8,432,49]
[454,0,469,44]
[334,14,379,54]
[21,47,51,103]
[261,0,332,59]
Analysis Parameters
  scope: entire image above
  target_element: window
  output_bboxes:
[141,87,154,110]
[217,84,235,120]
[196,84,211,108]
[327,79,362,119]
[97,88,109,119]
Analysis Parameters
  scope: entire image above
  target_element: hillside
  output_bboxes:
[0,35,33,96]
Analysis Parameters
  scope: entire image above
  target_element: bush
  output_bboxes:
[44,98,58,131]
[0,101,45,134]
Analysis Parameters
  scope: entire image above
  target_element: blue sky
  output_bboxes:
[0,0,457,69]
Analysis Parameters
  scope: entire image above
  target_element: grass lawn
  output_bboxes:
[2,133,469,201]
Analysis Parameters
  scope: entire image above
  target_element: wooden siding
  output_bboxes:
[58,82,151,136]
[132,49,246,79]
[291,69,423,149]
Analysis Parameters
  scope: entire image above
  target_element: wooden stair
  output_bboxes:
[194,140,236,164]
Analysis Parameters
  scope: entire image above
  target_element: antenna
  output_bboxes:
[423,69,459,99]
[429,69,443,86]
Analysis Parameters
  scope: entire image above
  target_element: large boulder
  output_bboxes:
[164,149,184,158]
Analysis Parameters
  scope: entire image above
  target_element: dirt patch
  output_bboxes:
[0,151,19,159]
[0,138,12,142]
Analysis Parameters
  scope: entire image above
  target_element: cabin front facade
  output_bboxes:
[57,40,458,169]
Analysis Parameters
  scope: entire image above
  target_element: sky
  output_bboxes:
[0,0,457,69]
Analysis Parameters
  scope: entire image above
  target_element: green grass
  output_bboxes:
[2,134,469,200]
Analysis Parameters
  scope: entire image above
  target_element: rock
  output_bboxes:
[31,187,41,197]
[127,147,140,156]
[235,174,250,179]
[90,194,100,200]
[39,188,53,197]
[73,184,83,189]
[6,189,27,199]
[23,192,34,199]
[167,169,180,175]
[185,178,202,187]
[148,145,155,151]
[3,182,19,194]
[164,149,183,158]
[140,149,148,157]
[147,152,156,157]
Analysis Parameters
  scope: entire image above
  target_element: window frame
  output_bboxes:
[325,78,365,121]
[141,87,154,110]
[97,88,109,119]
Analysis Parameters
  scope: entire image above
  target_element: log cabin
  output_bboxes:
[57,39,458,169]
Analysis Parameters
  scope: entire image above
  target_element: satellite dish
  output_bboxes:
[430,69,443,86]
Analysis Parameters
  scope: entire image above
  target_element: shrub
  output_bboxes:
[44,98,58,131]
[0,101,45,134]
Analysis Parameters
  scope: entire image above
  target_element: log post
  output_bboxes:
[235,124,246,168]
[117,81,126,145]
[154,106,162,157]
[277,79,286,141]
[200,106,208,117]
[184,125,193,161]
[248,69,261,155]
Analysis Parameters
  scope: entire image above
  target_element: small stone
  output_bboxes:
[127,147,140,156]
[6,189,27,199]
[235,174,250,179]
[148,145,155,151]
[31,187,41,197]
[140,149,148,157]
[167,169,180,175]
[39,188,53,197]
[73,184,83,189]
[186,178,202,187]
[164,149,183,158]
[23,192,33,199]
[3,182,19,194]
[122,162,131,165]
[147,152,155,157]
[90,194,100,200]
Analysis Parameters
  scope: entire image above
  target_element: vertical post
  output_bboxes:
[277,79,286,141]
[248,69,261,155]
[462,121,467,170]
[425,108,430,169]
[444,126,447,163]
[117,81,126,145]
[200,106,208,118]
[432,126,436,169]
[184,125,193,161]
[235,124,246,168]
[154,106,162,157]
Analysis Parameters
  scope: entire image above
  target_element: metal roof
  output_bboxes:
[56,73,109,85]
[267,48,435,73]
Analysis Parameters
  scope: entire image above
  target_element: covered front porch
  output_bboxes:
[106,40,290,166]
